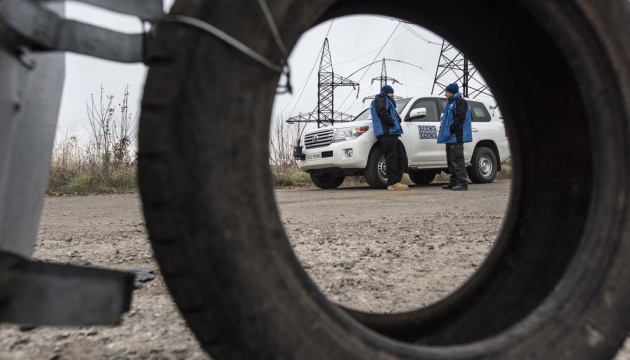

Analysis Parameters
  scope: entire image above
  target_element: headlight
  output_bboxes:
[333,126,369,142]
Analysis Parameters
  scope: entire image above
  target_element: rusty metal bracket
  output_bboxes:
[0,0,292,92]
[0,251,134,325]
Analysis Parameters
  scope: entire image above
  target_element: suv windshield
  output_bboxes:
[353,98,411,121]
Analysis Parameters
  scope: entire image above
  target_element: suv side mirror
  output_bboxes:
[408,108,427,120]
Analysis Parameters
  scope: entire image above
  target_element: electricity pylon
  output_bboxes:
[287,38,359,127]
[362,58,402,103]
[372,58,402,89]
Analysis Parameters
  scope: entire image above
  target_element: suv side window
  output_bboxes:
[407,99,439,122]
[469,101,491,122]
[438,99,492,123]
[438,99,448,113]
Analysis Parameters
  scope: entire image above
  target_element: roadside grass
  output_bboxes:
[272,166,313,188]
[48,137,137,195]
[53,172,137,195]
[49,157,511,194]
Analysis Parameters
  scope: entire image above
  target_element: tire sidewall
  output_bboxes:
[139,0,630,359]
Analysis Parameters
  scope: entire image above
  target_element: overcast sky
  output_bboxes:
[57,2,494,139]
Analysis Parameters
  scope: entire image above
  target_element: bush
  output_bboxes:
[272,165,312,188]
[496,159,512,180]
[48,134,138,195]
[48,86,138,195]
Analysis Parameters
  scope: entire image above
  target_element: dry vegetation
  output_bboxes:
[48,86,137,195]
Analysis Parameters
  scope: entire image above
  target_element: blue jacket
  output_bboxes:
[438,93,472,143]
[371,94,403,137]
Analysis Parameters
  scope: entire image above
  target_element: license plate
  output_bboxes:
[305,153,321,161]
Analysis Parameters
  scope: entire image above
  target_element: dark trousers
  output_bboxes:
[379,135,405,185]
[446,143,467,185]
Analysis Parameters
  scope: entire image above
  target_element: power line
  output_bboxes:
[338,22,402,112]
[331,31,408,66]
[352,23,402,83]
[400,44,408,97]
[325,19,334,38]
[405,83,433,91]
[400,22,441,45]
[369,17,442,45]
[382,58,434,76]
[329,43,353,62]
[342,58,431,80]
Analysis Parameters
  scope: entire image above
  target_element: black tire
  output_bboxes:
[310,173,345,189]
[467,147,497,183]
[408,170,436,185]
[363,146,388,189]
[138,1,630,359]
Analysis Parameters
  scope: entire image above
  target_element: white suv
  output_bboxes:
[294,95,511,189]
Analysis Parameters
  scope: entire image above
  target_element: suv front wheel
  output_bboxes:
[363,146,388,189]
[467,146,498,183]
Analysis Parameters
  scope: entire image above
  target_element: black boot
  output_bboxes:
[442,184,454,190]
[452,183,468,191]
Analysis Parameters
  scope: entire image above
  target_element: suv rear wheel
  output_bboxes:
[467,147,497,183]
[310,174,345,189]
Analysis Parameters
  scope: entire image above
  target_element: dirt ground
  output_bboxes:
[1,180,629,360]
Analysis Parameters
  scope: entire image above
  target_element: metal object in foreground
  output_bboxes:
[0,251,134,325]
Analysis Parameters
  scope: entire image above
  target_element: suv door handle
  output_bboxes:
[472,128,480,132]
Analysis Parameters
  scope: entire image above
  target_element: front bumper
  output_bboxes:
[296,137,374,173]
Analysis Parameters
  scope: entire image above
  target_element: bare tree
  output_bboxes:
[269,115,306,171]
[85,85,138,176]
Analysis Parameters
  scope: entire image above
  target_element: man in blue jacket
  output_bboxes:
[437,83,473,191]
[371,85,408,190]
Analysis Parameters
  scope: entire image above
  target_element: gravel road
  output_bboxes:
[1,180,628,360]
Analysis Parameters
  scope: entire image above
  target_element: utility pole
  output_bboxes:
[431,40,491,98]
